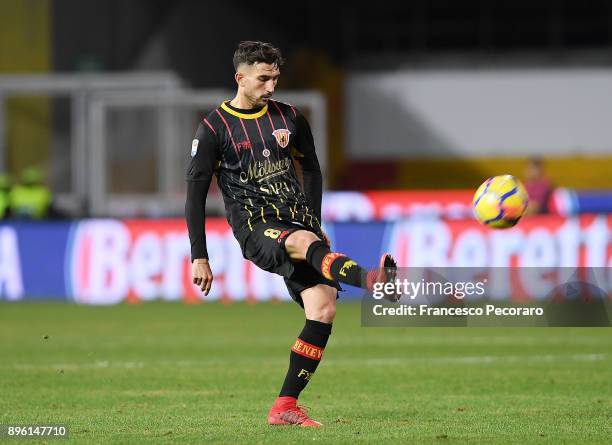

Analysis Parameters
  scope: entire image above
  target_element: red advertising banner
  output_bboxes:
[384,214,612,268]
[63,214,612,304]
[322,190,474,221]
[67,219,289,305]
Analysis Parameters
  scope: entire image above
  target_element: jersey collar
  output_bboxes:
[221,101,268,119]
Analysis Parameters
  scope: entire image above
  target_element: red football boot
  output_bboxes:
[366,253,400,302]
[268,396,323,427]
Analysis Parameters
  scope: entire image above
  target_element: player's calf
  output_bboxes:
[284,230,399,301]
[304,240,399,300]
[302,284,337,324]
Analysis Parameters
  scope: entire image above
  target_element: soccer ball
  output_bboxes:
[472,175,529,229]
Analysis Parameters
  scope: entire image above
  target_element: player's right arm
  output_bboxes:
[185,120,220,295]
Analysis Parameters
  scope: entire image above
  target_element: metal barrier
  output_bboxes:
[0,74,326,217]
[87,89,327,216]
[0,72,182,214]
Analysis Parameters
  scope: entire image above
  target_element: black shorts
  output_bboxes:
[238,221,341,307]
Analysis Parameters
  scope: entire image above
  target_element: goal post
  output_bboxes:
[86,89,327,217]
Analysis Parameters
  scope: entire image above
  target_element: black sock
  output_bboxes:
[279,319,332,398]
[306,240,366,287]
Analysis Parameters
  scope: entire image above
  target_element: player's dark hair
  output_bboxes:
[233,41,284,71]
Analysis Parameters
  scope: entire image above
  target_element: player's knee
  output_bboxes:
[320,303,336,323]
[285,230,320,259]
[307,301,336,324]
[305,287,337,323]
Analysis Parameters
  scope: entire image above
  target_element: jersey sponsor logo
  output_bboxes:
[259,180,298,197]
[291,338,324,361]
[321,252,344,280]
[272,129,291,148]
[191,139,199,157]
[239,157,292,184]
[236,140,252,151]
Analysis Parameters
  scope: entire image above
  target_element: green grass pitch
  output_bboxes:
[1,301,610,444]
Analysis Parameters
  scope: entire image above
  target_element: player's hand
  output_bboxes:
[192,258,213,295]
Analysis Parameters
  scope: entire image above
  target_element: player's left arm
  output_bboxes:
[292,110,330,246]
[293,111,323,222]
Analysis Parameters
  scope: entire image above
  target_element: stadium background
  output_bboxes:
[1,0,611,303]
[0,1,611,443]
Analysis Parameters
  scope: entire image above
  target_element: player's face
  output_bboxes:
[237,63,280,107]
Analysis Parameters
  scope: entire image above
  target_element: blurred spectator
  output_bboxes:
[0,173,12,220]
[524,157,553,215]
[9,167,53,220]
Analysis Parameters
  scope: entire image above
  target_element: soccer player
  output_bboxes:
[185,41,397,427]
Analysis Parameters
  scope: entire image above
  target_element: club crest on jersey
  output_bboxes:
[272,129,291,148]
